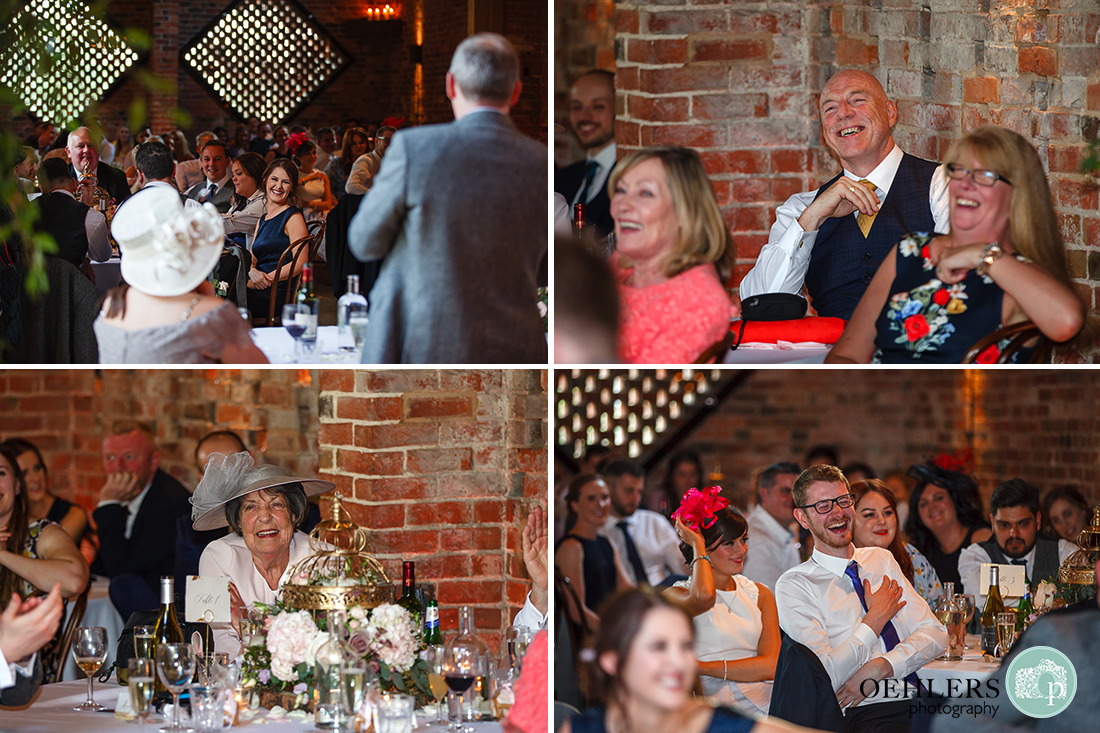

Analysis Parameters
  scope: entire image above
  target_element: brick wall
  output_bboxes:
[554,0,616,164]
[317,369,548,644]
[640,369,1100,511]
[593,1,1100,358]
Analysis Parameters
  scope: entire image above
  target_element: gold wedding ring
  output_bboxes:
[848,185,856,192]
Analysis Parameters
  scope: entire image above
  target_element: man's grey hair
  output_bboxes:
[448,33,520,106]
[196,130,217,148]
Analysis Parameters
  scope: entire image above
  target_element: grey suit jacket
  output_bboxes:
[185,178,236,214]
[347,111,547,364]
[0,655,42,707]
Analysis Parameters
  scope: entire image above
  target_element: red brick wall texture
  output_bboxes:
[0,368,548,645]
[560,1,1100,358]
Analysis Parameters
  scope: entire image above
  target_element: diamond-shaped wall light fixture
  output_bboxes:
[182,0,351,123]
[0,0,139,126]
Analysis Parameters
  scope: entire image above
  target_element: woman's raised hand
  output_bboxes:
[675,518,707,554]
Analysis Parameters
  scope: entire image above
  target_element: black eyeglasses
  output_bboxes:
[945,162,1011,187]
[798,493,856,515]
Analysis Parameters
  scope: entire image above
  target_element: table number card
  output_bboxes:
[978,563,1028,598]
[186,576,231,623]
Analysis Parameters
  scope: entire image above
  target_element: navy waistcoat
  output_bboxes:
[804,153,939,319]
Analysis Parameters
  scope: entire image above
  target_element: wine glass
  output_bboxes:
[958,594,976,649]
[129,658,156,731]
[443,645,477,732]
[281,303,307,362]
[348,304,369,353]
[425,645,448,725]
[71,626,108,711]
[506,626,533,672]
[995,611,1018,659]
[157,642,196,732]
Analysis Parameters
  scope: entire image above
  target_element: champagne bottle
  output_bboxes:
[295,263,319,344]
[336,274,368,352]
[979,565,1005,656]
[153,576,184,694]
[396,561,425,641]
[572,203,585,240]
[425,599,443,646]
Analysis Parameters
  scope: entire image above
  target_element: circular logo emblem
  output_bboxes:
[1005,645,1077,718]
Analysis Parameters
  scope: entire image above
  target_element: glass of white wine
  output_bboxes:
[340,659,369,726]
[71,626,108,711]
[129,658,156,730]
[157,642,196,732]
[506,626,533,672]
[425,645,448,725]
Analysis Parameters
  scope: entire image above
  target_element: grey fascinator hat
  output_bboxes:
[190,451,334,531]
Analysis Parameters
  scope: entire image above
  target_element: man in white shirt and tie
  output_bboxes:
[776,465,946,732]
[598,460,688,587]
[184,140,236,214]
[743,462,803,589]
[554,69,616,240]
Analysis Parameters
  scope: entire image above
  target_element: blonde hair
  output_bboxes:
[607,146,735,281]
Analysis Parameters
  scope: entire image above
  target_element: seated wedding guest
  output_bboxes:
[851,479,942,604]
[827,125,1085,363]
[565,588,791,733]
[345,125,394,195]
[323,126,369,200]
[599,460,687,588]
[229,124,251,159]
[666,496,778,716]
[555,237,619,363]
[0,584,62,706]
[314,127,337,172]
[556,69,617,241]
[33,157,111,268]
[775,465,947,732]
[14,147,38,195]
[904,460,991,588]
[222,152,267,249]
[94,186,266,364]
[502,629,548,733]
[645,449,704,518]
[246,159,308,319]
[249,121,275,157]
[514,506,548,630]
[610,146,737,364]
[742,462,802,590]
[174,131,215,193]
[67,126,131,205]
[290,138,335,221]
[1042,484,1090,543]
[883,469,914,530]
[193,451,334,655]
[2,438,91,550]
[555,474,633,630]
[959,479,1075,609]
[184,140,236,214]
[133,140,177,191]
[112,124,134,172]
[265,125,290,164]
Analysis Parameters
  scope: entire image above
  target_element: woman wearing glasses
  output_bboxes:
[827,125,1085,363]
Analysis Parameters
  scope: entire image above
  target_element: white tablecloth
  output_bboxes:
[4,680,503,732]
[919,635,1000,688]
[251,326,362,364]
[90,258,122,298]
[723,344,831,363]
[61,576,126,682]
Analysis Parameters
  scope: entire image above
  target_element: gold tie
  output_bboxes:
[856,179,879,238]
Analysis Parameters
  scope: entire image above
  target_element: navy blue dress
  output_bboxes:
[571,706,753,733]
[247,206,302,318]
[872,232,1027,363]
[556,533,618,614]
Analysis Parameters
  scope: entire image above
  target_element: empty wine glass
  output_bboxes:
[157,642,196,732]
[129,658,156,730]
[71,626,108,711]
[958,594,976,649]
[281,302,307,362]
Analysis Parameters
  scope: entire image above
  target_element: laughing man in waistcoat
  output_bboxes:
[959,479,1076,610]
[739,69,950,320]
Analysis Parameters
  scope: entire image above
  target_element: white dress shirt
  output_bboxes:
[958,539,1075,609]
[738,145,951,298]
[513,592,547,630]
[222,189,265,248]
[187,172,231,201]
[175,158,205,193]
[775,545,947,705]
[315,148,332,174]
[143,180,203,210]
[571,142,617,207]
[554,192,571,238]
[0,648,35,690]
[599,509,687,586]
[51,189,111,263]
[742,505,801,590]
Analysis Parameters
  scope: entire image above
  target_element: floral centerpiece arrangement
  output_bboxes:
[241,600,430,711]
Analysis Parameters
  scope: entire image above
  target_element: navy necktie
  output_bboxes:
[202,183,217,203]
[576,160,599,205]
[846,561,922,689]
[1010,558,1027,565]
[617,520,650,586]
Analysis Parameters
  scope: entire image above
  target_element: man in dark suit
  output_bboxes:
[34,158,112,269]
[0,584,62,706]
[184,140,235,214]
[66,126,131,206]
[739,69,949,319]
[348,33,547,364]
[554,69,617,240]
[91,421,191,619]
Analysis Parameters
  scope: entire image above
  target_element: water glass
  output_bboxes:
[191,685,223,732]
[377,693,415,733]
[348,304,369,351]
[157,642,196,732]
[71,626,109,711]
[128,657,156,730]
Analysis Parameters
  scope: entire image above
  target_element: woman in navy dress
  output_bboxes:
[246,159,309,319]
[828,125,1085,363]
[554,474,632,629]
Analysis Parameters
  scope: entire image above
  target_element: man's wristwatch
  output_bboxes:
[976,241,1003,277]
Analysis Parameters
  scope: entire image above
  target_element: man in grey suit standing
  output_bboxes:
[184,140,236,214]
[348,33,548,363]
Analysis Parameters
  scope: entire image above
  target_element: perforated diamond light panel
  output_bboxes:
[0,0,138,125]
[182,0,350,123]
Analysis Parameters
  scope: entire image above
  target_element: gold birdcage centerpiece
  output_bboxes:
[280,493,393,611]
[1058,507,1100,587]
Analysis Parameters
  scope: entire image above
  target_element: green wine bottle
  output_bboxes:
[425,599,443,646]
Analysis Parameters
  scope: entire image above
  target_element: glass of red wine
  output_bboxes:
[442,644,480,732]
[281,303,307,362]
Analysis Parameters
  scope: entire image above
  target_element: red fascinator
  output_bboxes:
[671,486,728,530]
[285,132,310,157]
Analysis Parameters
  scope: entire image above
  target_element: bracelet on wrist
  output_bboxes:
[975,241,1003,277]
[689,555,711,568]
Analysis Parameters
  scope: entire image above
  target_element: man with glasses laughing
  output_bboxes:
[775,465,947,732]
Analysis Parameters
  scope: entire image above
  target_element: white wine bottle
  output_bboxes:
[153,576,184,693]
[979,565,1005,656]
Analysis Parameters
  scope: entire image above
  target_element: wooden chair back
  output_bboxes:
[48,583,90,684]
[694,328,736,364]
[961,320,1049,364]
[261,234,317,327]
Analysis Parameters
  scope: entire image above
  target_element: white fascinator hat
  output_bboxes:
[111,186,225,297]
[191,451,335,531]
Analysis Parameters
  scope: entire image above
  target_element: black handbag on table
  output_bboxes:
[732,293,808,350]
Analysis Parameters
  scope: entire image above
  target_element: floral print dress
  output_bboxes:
[872,232,1026,363]
[906,542,943,604]
[23,519,64,682]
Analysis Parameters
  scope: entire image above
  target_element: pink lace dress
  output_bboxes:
[615,256,733,364]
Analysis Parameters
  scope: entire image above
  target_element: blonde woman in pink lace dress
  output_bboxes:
[609,147,738,363]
